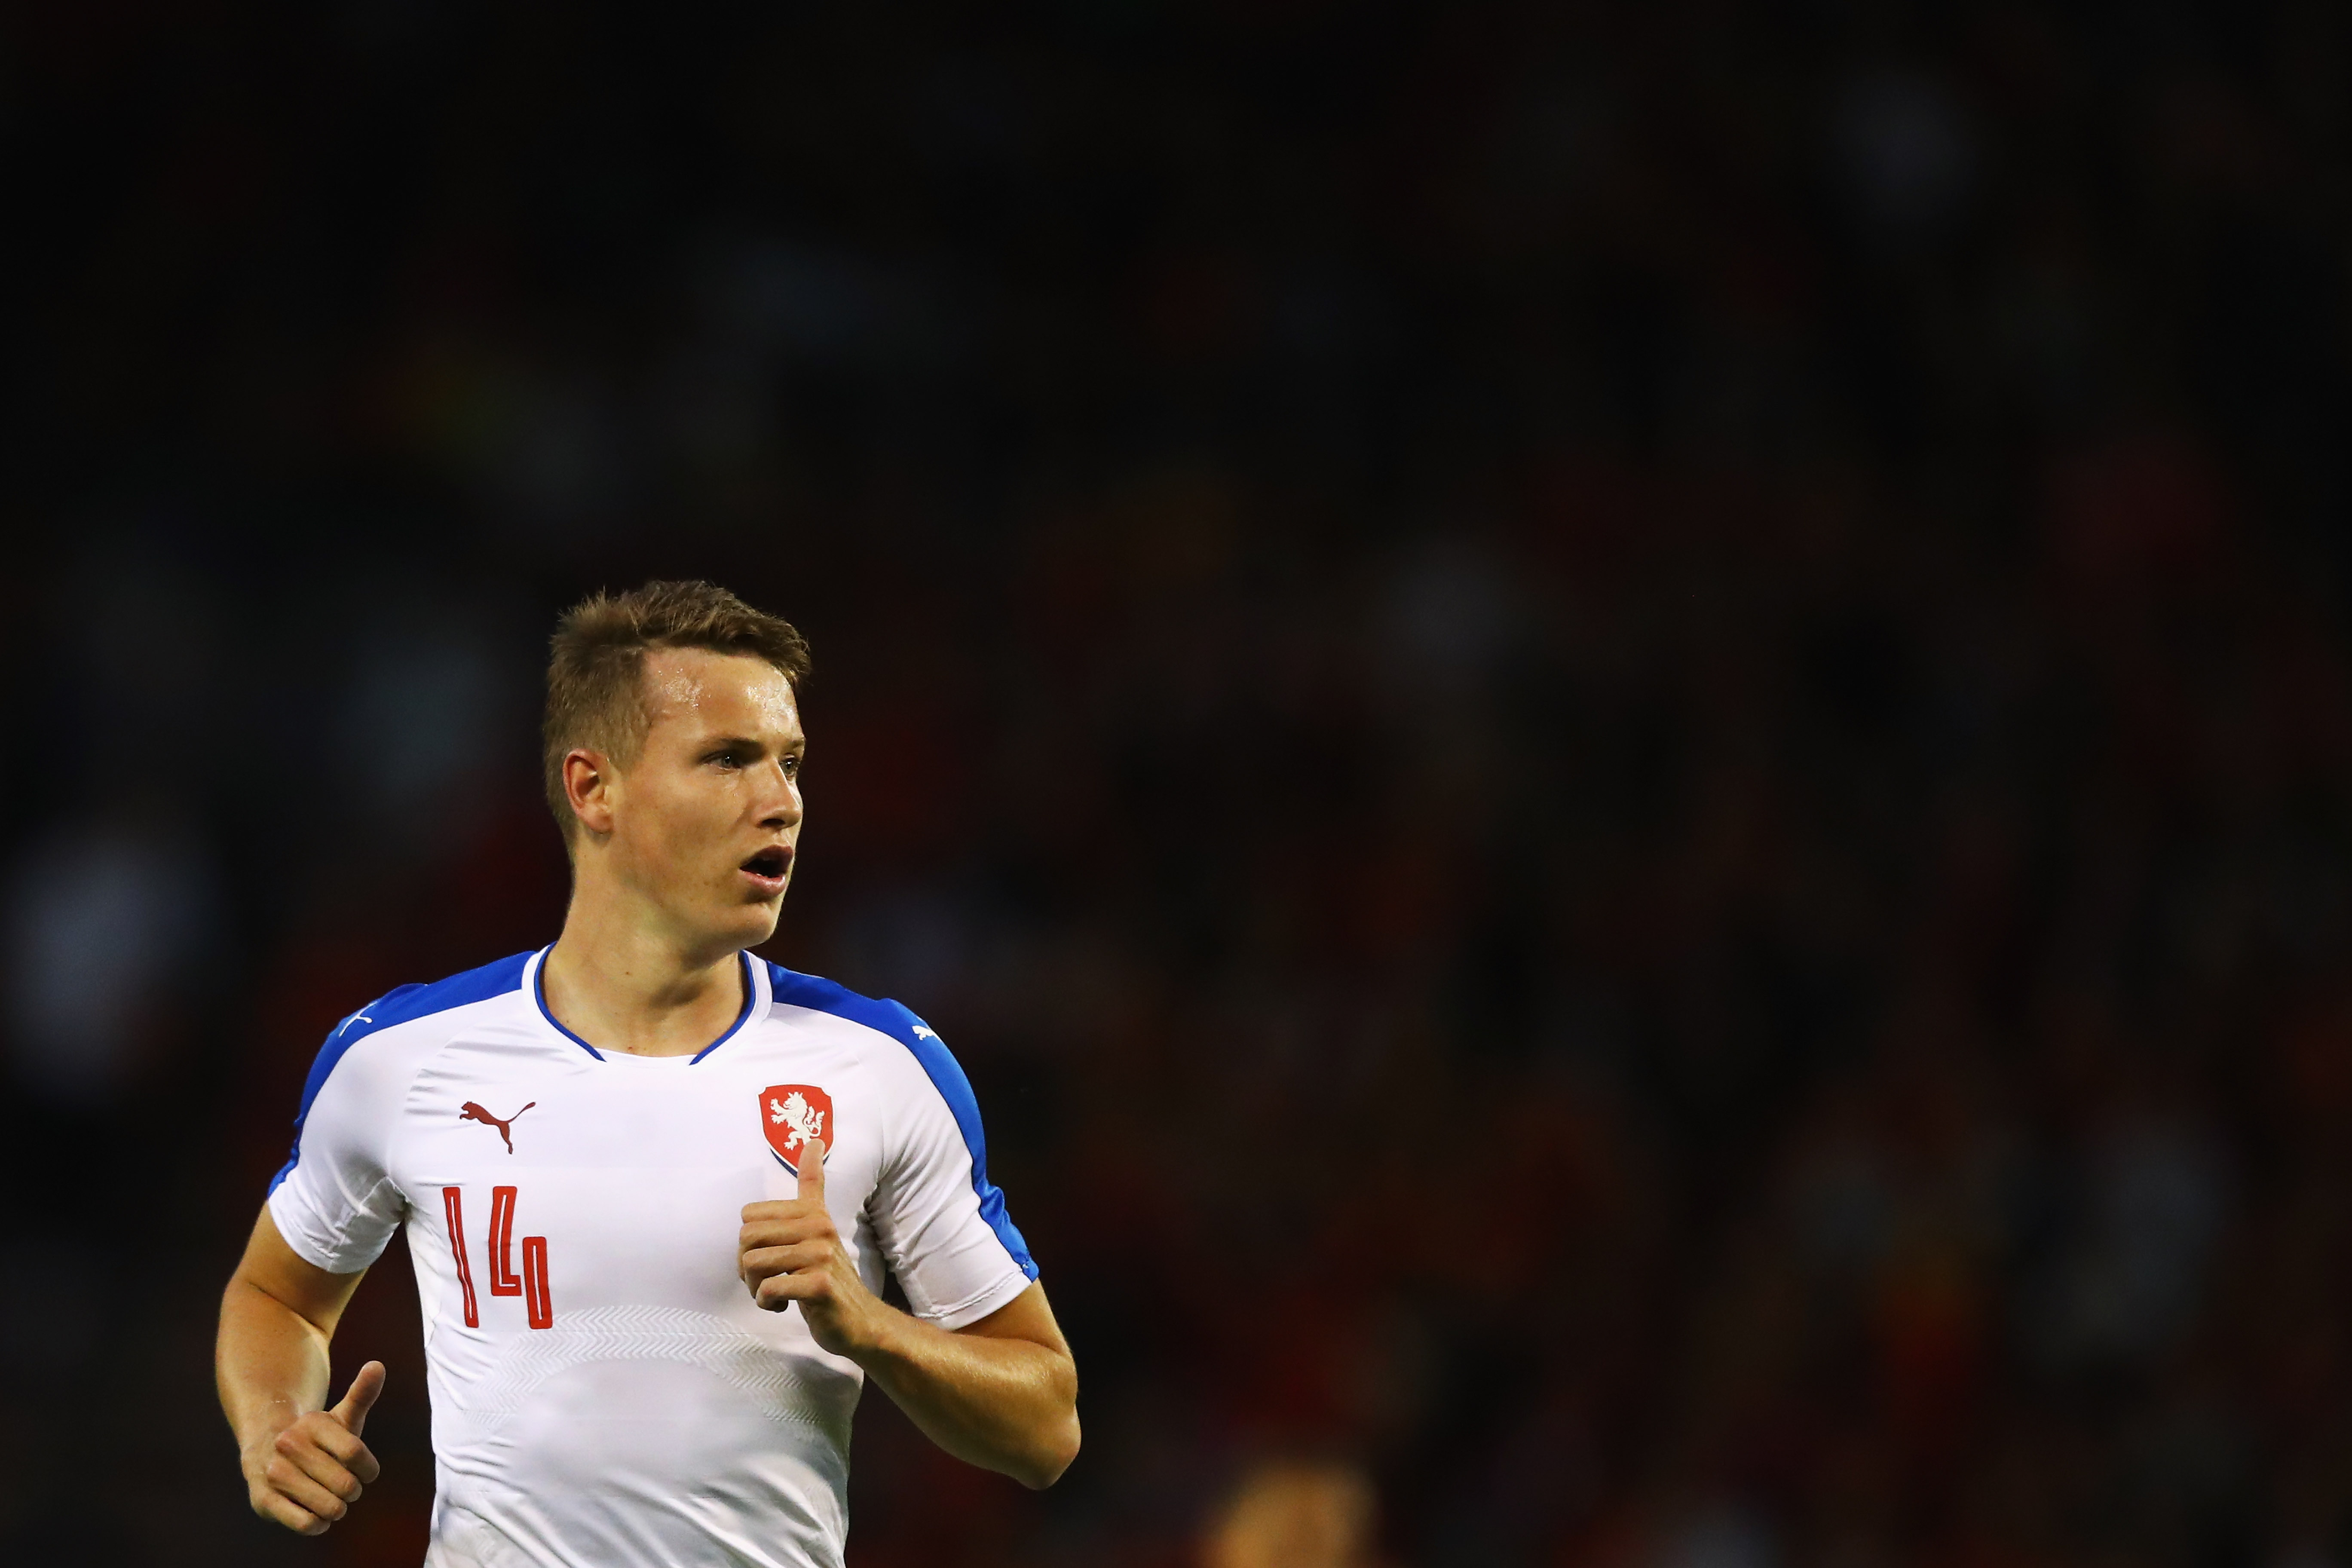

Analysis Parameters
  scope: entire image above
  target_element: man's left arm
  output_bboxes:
[740,1142,1079,1488]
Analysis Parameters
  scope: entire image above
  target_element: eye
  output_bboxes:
[783,755,803,779]
[709,749,744,769]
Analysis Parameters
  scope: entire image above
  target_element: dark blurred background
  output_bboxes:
[4,3,2350,1565]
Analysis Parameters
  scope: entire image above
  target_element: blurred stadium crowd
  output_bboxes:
[3,3,2350,1566]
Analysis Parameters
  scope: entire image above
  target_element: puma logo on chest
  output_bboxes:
[458,1101,535,1153]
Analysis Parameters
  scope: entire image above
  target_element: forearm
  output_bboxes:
[217,1274,335,1450]
[854,1310,1080,1488]
[740,1167,1079,1486]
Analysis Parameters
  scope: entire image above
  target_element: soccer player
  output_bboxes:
[216,581,1078,1566]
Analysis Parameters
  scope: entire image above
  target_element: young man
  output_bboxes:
[217,581,1077,1567]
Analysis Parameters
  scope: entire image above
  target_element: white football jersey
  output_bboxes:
[266,946,1039,1568]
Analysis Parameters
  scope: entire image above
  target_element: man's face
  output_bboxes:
[596,648,805,952]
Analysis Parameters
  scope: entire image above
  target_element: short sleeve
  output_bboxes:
[265,1017,410,1276]
[868,1020,1037,1331]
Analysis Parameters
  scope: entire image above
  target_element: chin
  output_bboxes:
[723,903,784,948]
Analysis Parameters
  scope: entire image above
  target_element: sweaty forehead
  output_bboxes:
[641,648,800,736]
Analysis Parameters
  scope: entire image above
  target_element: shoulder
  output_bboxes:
[295,950,535,1112]
[764,961,938,1053]
[767,965,1035,1285]
[338,950,534,1043]
[763,961,983,1113]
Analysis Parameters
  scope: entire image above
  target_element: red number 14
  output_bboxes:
[442,1186,552,1329]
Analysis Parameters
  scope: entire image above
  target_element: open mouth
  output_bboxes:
[740,846,793,888]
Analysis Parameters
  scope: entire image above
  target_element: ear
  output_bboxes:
[564,748,617,839]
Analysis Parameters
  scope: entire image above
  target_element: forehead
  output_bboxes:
[640,647,800,735]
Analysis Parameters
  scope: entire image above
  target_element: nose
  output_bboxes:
[756,758,802,831]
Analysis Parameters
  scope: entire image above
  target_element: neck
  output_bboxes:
[542,872,748,1058]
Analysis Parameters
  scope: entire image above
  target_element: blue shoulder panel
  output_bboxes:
[267,950,533,1194]
[766,962,1039,1282]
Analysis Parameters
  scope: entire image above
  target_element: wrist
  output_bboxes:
[235,1396,302,1454]
[838,1295,915,1368]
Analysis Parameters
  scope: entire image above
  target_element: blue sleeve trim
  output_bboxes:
[766,962,1039,1283]
[267,951,534,1195]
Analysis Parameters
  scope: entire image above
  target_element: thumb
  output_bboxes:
[330,1360,386,1436]
[797,1137,827,1203]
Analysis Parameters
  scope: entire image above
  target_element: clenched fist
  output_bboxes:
[739,1139,892,1357]
[243,1361,384,1536]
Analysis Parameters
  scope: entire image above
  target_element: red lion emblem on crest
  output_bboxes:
[759,1084,833,1172]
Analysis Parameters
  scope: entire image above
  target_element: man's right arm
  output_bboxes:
[216,1205,384,1536]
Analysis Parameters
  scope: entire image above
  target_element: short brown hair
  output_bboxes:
[543,580,812,840]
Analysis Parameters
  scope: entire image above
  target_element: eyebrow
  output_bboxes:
[701,733,805,754]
